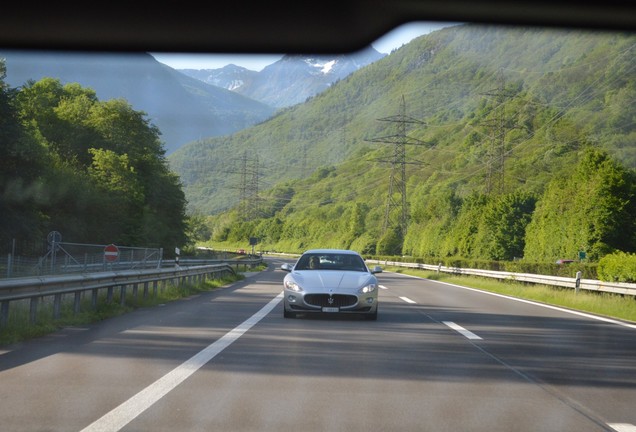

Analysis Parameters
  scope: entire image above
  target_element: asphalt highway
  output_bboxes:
[0,257,635,432]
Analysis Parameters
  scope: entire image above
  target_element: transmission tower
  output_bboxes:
[229,151,262,221]
[245,154,261,220]
[480,69,517,195]
[367,95,428,237]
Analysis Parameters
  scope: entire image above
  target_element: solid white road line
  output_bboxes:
[609,424,636,432]
[443,321,483,340]
[80,291,284,432]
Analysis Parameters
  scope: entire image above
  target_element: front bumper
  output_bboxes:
[284,291,377,313]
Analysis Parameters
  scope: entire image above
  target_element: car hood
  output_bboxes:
[291,270,375,292]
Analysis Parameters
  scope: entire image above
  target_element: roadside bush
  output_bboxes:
[597,251,636,282]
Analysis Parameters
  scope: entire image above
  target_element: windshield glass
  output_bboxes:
[295,253,367,271]
[2,4,636,432]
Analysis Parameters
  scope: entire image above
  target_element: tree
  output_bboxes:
[344,202,367,247]
[185,214,212,245]
[376,227,403,256]
[524,148,636,261]
[0,62,47,245]
[475,192,536,261]
[10,77,188,249]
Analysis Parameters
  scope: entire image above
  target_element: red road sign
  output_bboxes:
[104,244,119,262]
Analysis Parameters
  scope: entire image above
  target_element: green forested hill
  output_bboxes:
[0,76,189,252]
[169,24,636,263]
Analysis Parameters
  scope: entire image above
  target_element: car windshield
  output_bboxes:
[2,3,636,432]
[295,253,367,271]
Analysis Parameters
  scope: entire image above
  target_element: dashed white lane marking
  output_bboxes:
[379,285,388,290]
[399,296,416,304]
[443,321,483,340]
[396,295,481,339]
[388,273,634,429]
[80,291,284,432]
[609,424,636,432]
[395,272,636,330]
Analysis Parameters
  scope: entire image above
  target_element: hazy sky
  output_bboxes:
[151,22,456,71]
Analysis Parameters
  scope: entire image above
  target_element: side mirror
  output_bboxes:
[281,263,293,272]
[371,266,382,274]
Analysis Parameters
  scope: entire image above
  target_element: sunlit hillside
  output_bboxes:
[169,23,636,262]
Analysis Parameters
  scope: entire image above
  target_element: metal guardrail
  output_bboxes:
[0,256,263,327]
[368,260,636,297]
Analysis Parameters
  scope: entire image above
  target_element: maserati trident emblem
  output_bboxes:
[328,296,334,305]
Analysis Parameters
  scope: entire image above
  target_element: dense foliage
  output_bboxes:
[0,69,188,254]
[598,251,636,282]
[4,24,635,282]
[174,25,636,279]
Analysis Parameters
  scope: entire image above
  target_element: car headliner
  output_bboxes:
[1,1,635,55]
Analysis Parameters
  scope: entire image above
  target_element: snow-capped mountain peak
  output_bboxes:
[179,46,385,108]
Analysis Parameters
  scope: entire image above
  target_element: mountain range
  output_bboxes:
[167,24,636,218]
[1,48,384,154]
[179,47,385,107]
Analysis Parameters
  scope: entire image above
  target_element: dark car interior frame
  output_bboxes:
[1,1,635,56]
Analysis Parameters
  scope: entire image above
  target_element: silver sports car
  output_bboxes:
[281,249,382,320]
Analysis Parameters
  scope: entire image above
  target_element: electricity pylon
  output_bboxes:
[230,151,262,221]
[480,69,518,194]
[367,95,428,238]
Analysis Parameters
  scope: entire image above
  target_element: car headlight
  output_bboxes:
[359,283,377,294]
[284,280,303,292]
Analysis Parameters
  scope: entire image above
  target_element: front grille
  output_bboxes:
[304,294,357,308]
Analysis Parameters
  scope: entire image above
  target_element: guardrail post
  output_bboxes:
[53,293,62,319]
[29,297,38,324]
[91,288,98,309]
[437,263,442,274]
[7,253,12,278]
[107,286,113,303]
[143,281,149,299]
[120,285,126,306]
[74,291,81,314]
[1,300,9,327]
